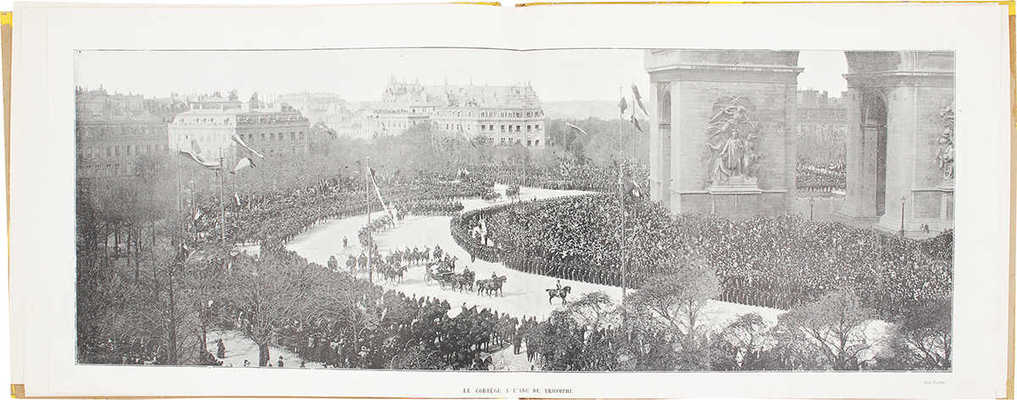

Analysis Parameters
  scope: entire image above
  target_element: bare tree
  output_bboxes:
[626,259,720,369]
[777,289,876,370]
[715,313,770,369]
[227,250,317,366]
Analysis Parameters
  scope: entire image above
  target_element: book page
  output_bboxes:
[8,1,1012,398]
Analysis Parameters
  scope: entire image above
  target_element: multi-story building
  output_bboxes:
[796,89,848,166]
[371,79,547,147]
[168,102,311,162]
[75,87,187,179]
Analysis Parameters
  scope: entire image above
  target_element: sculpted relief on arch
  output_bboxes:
[705,96,762,188]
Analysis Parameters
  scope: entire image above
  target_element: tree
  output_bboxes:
[227,250,318,366]
[880,297,951,370]
[712,313,770,370]
[776,289,876,370]
[626,260,721,370]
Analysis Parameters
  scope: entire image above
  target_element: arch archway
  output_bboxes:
[838,51,955,232]
[645,49,955,232]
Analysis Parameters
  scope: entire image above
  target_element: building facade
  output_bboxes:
[168,103,311,162]
[371,79,547,147]
[75,87,186,179]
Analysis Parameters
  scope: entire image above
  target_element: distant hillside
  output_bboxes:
[542,100,622,121]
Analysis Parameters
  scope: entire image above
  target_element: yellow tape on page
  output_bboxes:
[0,13,10,26]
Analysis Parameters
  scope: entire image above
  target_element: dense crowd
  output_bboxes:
[220,247,540,370]
[453,194,952,321]
[273,290,537,370]
[796,162,847,191]
[190,179,485,247]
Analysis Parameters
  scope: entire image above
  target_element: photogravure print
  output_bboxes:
[73,48,954,372]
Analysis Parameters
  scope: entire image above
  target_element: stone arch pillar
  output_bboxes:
[838,51,955,232]
[645,49,801,219]
[649,82,672,205]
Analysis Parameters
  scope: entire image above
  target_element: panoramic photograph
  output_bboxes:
[74,48,954,372]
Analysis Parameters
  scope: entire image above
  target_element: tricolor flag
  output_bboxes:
[565,122,589,136]
[231,133,265,159]
[231,157,256,174]
[618,96,629,118]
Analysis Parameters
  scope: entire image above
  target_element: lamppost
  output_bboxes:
[809,196,815,221]
[899,195,907,236]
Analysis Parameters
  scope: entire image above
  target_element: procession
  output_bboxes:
[75,48,955,373]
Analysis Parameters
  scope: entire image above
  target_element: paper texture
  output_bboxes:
[8,1,1012,398]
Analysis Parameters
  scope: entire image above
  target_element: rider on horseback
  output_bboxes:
[556,279,562,291]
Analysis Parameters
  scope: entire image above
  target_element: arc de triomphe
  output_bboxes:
[645,49,954,232]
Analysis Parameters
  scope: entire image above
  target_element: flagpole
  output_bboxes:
[219,150,225,244]
[365,156,372,283]
[617,85,629,330]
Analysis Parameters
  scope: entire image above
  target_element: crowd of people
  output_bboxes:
[189,179,487,247]
[796,161,847,192]
[452,193,952,321]
[268,285,539,370]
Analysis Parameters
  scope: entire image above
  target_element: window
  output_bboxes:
[535,140,540,146]
[527,140,532,146]
[500,125,505,132]
[516,125,521,132]
[527,125,532,132]
[535,124,541,130]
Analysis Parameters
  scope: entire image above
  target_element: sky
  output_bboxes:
[75,49,848,103]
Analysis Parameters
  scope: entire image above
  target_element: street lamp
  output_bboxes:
[899,195,907,236]
[809,196,815,221]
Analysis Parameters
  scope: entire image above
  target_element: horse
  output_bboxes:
[455,270,476,292]
[346,256,357,273]
[506,184,521,202]
[546,286,571,305]
[386,264,407,283]
[477,276,507,296]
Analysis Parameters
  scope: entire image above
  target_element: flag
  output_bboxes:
[623,177,642,199]
[618,96,629,117]
[631,84,649,117]
[233,192,242,207]
[193,207,203,221]
[178,139,222,170]
[630,115,644,134]
[231,157,256,174]
[231,133,265,159]
[565,122,589,136]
